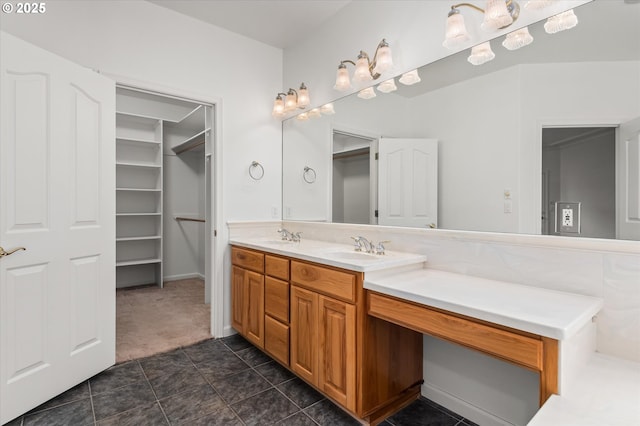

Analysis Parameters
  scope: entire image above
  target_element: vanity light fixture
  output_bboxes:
[443,0,520,49]
[524,0,552,10]
[377,78,397,93]
[320,103,335,115]
[296,112,309,121]
[544,9,578,34]
[399,69,421,85]
[307,108,321,118]
[467,41,495,65]
[334,39,393,91]
[272,82,310,118]
[357,87,377,99]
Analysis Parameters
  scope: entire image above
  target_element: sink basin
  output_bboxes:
[320,249,380,261]
[260,240,294,246]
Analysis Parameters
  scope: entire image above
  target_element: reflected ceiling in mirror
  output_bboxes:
[282,0,640,240]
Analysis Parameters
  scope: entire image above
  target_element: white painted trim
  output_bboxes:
[163,273,205,282]
[107,73,225,339]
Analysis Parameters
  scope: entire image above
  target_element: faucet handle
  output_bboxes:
[375,241,390,255]
[350,236,363,251]
[277,228,290,240]
[291,232,302,242]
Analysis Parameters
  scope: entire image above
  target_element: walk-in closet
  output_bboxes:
[115,86,213,361]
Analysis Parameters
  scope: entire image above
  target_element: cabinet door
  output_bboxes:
[244,270,265,348]
[318,295,356,411]
[290,286,318,385]
[231,266,246,333]
[265,315,289,366]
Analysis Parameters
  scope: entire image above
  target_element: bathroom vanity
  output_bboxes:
[229,236,604,425]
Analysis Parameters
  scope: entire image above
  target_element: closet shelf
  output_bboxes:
[116,111,164,123]
[116,258,162,267]
[116,212,162,217]
[116,137,161,146]
[171,129,208,154]
[116,162,161,169]
[116,188,162,192]
[116,236,162,242]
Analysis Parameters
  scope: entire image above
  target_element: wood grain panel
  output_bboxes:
[265,277,289,323]
[368,291,543,371]
[291,261,355,303]
[290,285,318,385]
[231,246,264,273]
[540,337,558,406]
[244,270,264,349]
[266,255,289,280]
[231,266,245,333]
[318,295,356,411]
[265,315,289,366]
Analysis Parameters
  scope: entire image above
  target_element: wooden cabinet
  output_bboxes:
[231,247,265,348]
[230,245,423,425]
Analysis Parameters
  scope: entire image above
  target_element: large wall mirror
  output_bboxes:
[282,0,640,240]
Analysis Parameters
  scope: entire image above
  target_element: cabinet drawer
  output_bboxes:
[266,255,289,280]
[265,315,289,366]
[265,277,289,323]
[291,261,356,303]
[231,246,264,273]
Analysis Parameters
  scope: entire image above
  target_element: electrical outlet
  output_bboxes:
[562,208,573,227]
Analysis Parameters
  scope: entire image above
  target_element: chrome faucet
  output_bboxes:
[277,228,292,241]
[291,232,302,243]
[352,236,374,253]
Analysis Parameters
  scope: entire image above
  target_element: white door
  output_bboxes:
[617,117,640,240]
[1,32,115,423]
[378,138,438,228]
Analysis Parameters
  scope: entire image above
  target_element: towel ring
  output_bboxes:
[249,161,264,180]
[303,166,316,184]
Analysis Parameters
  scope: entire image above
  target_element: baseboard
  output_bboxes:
[163,272,204,282]
[421,382,513,426]
[222,325,236,337]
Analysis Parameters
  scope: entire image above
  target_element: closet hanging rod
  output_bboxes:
[175,216,206,223]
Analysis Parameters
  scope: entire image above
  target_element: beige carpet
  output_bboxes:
[116,278,211,363]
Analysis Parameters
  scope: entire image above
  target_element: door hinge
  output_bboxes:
[374,210,379,218]
[375,152,379,160]
[214,229,217,237]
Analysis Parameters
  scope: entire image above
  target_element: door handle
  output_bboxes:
[0,246,26,258]
[428,223,436,229]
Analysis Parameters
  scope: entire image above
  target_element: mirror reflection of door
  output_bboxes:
[332,131,377,224]
[541,127,616,238]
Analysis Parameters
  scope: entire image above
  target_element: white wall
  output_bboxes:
[333,156,370,224]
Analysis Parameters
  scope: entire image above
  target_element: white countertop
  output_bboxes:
[528,353,640,426]
[229,237,427,272]
[364,268,603,340]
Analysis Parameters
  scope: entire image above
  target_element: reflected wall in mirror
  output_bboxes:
[282,0,640,240]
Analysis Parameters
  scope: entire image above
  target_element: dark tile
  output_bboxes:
[235,346,273,367]
[459,420,480,426]
[231,388,299,426]
[387,398,460,426]
[30,381,90,413]
[183,338,228,364]
[4,416,22,426]
[423,398,464,422]
[148,364,207,399]
[159,383,227,424]
[255,361,295,386]
[378,421,393,426]
[189,405,243,425]
[196,352,250,382]
[90,361,145,394]
[222,334,252,352]
[92,379,156,420]
[23,399,93,426]
[96,401,168,426]
[304,399,361,426]
[277,411,318,426]
[139,349,193,380]
[211,369,272,404]
[277,378,324,409]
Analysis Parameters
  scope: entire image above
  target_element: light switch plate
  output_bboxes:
[554,202,581,234]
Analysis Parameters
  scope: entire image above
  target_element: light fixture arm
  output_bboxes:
[450,2,486,14]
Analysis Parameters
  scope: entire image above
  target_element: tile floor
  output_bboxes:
[6,335,479,426]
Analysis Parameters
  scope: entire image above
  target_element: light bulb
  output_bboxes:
[544,9,578,34]
[297,83,310,108]
[377,78,397,93]
[320,103,335,115]
[296,112,309,121]
[357,87,376,99]
[373,41,393,74]
[272,96,285,117]
[354,54,373,82]
[481,0,513,31]
[284,90,297,112]
[399,69,421,86]
[443,9,470,49]
[334,64,351,91]
[502,26,533,50]
[467,41,495,65]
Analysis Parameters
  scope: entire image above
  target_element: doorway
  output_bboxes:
[115,86,215,361]
[332,130,377,224]
[541,127,616,238]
